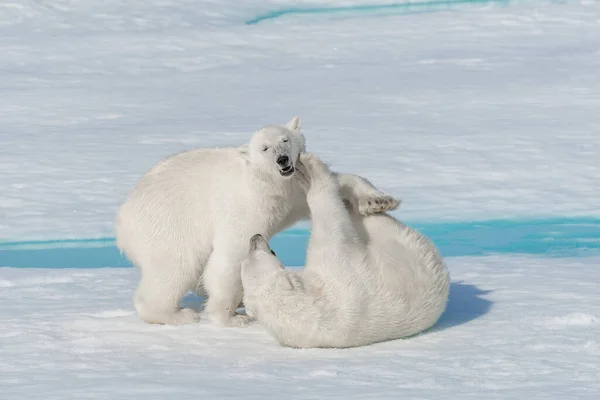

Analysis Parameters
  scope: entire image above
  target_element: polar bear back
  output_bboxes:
[344,213,449,340]
[115,147,249,265]
[297,212,449,346]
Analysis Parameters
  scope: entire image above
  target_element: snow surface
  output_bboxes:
[1,0,600,398]
[1,257,599,399]
[1,0,600,241]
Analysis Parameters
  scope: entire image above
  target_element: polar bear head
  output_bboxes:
[241,234,284,291]
[245,117,306,179]
[241,234,289,318]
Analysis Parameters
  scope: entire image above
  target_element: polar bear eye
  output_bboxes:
[262,146,269,152]
[282,138,289,143]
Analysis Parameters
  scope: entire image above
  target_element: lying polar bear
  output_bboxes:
[241,154,450,348]
[115,117,399,326]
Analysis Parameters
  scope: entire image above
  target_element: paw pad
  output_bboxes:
[358,195,400,215]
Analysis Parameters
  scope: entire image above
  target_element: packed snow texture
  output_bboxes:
[1,256,599,399]
[1,1,600,241]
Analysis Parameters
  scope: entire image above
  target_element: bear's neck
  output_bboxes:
[247,167,295,196]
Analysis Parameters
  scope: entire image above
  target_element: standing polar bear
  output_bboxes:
[115,117,399,326]
[241,154,450,348]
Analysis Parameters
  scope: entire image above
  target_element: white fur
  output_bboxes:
[115,117,400,326]
[241,154,450,348]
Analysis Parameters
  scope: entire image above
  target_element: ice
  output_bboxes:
[1,1,600,241]
[1,0,599,398]
[1,256,599,398]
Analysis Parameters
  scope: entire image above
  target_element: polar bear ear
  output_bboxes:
[285,116,301,132]
[275,274,293,291]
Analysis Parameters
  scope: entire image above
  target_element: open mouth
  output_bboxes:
[279,165,295,177]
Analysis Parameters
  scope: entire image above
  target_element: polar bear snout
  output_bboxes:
[248,234,278,259]
[242,235,284,297]
[249,234,271,253]
[277,154,295,177]
[276,155,290,167]
[279,165,295,177]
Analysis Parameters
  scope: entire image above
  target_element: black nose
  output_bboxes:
[276,155,290,166]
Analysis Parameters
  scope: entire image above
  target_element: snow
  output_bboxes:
[1,0,600,241]
[1,0,599,398]
[1,256,599,399]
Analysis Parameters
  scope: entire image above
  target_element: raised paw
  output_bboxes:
[297,153,336,194]
[298,153,331,179]
[358,195,401,216]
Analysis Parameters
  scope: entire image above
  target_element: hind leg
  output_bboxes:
[334,173,400,216]
[134,260,200,325]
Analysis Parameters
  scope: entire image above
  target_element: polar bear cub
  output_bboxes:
[241,154,450,348]
[115,117,400,327]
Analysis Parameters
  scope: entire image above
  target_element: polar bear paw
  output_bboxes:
[358,194,400,216]
[214,313,255,328]
[297,153,334,189]
[171,308,201,325]
[299,152,331,175]
[149,308,200,325]
[230,314,255,327]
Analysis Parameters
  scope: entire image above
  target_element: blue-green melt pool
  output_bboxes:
[1,217,598,268]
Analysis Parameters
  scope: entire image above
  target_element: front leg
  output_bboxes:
[203,237,254,327]
[333,172,401,216]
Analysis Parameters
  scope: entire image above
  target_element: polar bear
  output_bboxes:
[240,154,450,348]
[115,117,400,327]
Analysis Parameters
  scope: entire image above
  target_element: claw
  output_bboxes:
[358,195,401,215]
